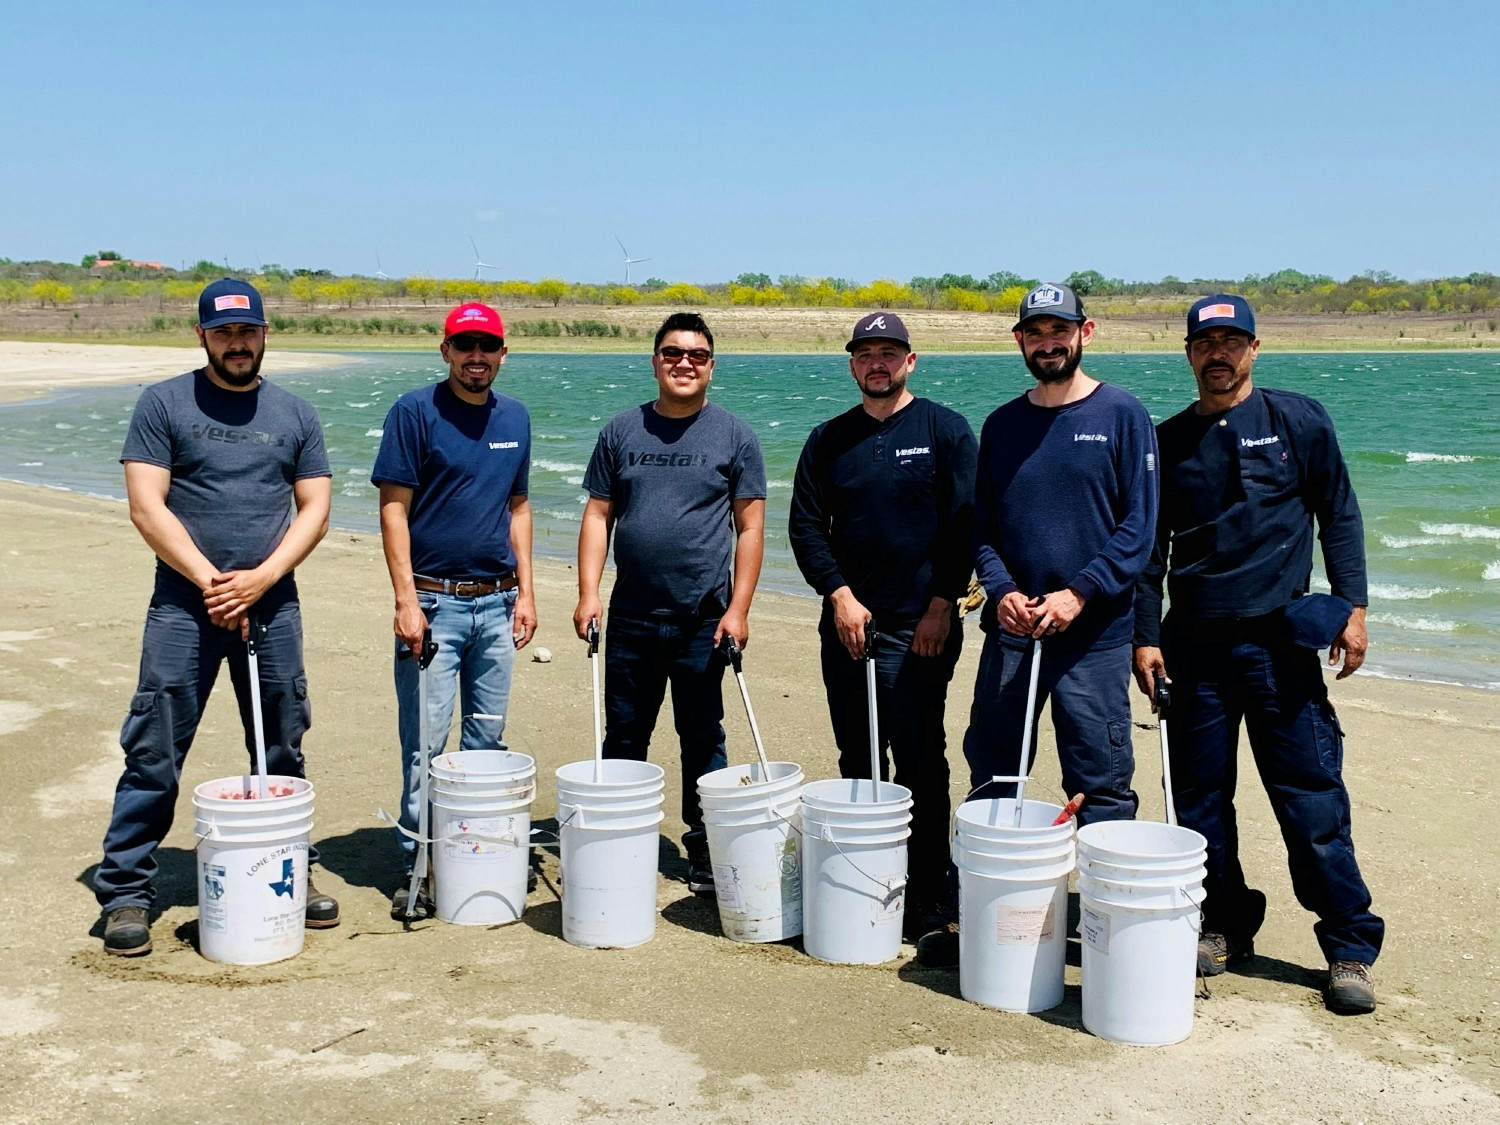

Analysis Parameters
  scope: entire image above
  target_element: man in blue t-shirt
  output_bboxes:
[1133,294,1382,1014]
[919,283,1158,965]
[573,312,767,893]
[95,279,337,957]
[789,312,977,937]
[372,302,535,917]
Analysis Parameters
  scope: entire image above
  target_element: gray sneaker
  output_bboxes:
[687,857,715,895]
[1325,961,1376,1014]
[103,906,152,957]
[1198,931,1254,976]
[390,878,435,920]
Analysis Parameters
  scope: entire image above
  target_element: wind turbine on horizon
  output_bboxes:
[374,250,391,280]
[470,236,500,280]
[615,236,651,286]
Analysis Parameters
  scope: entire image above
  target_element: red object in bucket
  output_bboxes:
[1051,793,1086,825]
[211,783,295,800]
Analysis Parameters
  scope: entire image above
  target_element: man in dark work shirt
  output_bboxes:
[1134,294,1383,1015]
[789,312,977,938]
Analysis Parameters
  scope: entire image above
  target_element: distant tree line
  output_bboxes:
[0,256,1496,317]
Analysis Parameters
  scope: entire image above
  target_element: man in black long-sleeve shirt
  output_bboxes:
[789,312,977,934]
[1133,295,1383,1015]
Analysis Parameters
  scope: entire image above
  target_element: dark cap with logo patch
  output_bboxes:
[1185,294,1256,340]
[846,311,911,352]
[198,278,267,329]
[1013,283,1086,331]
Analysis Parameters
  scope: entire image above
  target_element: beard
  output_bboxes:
[859,370,907,399]
[452,365,497,395]
[1023,344,1082,385]
[205,346,264,386]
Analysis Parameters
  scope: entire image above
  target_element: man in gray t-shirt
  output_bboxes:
[94,279,339,957]
[574,312,767,893]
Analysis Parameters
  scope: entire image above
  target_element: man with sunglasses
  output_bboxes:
[788,311,977,940]
[372,301,535,917]
[1133,294,1382,1014]
[95,278,338,956]
[573,312,766,893]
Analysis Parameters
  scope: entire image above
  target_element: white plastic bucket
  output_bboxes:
[193,774,312,966]
[430,750,535,781]
[954,798,1074,846]
[1075,819,1209,1047]
[556,759,666,949]
[698,762,804,943]
[800,779,912,965]
[430,753,535,926]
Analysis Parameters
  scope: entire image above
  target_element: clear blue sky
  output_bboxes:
[2,1,1496,284]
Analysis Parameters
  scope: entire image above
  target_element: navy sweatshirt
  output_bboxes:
[1134,386,1367,647]
[973,382,1159,652]
[789,397,977,624]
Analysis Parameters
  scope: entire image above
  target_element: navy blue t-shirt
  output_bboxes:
[973,382,1159,652]
[788,397,977,623]
[371,381,530,578]
[1134,386,1367,646]
[121,370,330,597]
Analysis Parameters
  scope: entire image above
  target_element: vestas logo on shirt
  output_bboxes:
[1241,435,1281,448]
[895,446,930,457]
[190,423,286,447]
[628,451,710,467]
[1073,433,1108,442]
[489,441,519,450]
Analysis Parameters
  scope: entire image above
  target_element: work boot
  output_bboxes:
[528,849,540,893]
[686,842,714,895]
[1325,961,1377,1014]
[390,877,435,920]
[914,922,960,969]
[102,906,152,957]
[903,898,954,945]
[1197,931,1254,976]
[305,881,340,929]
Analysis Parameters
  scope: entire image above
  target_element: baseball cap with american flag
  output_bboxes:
[1185,294,1256,340]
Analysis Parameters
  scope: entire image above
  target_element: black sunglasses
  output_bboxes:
[448,333,504,353]
[657,345,713,364]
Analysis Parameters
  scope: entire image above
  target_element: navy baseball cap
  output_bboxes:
[1186,294,1255,340]
[1013,283,1086,330]
[846,311,911,352]
[198,278,267,329]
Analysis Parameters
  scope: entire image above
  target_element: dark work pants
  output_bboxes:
[95,586,315,911]
[1163,625,1383,965]
[602,610,727,848]
[818,608,962,910]
[962,633,1139,825]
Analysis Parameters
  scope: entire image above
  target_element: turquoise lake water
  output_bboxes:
[3,349,1498,690]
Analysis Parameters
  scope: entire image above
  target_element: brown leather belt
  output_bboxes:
[413,573,517,597]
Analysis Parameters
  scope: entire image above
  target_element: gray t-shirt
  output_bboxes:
[583,401,766,618]
[120,370,331,595]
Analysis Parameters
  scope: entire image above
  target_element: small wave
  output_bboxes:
[54,422,74,430]
[315,388,332,394]
[538,508,583,522]
[1368,582,1452,601]
[20,461,42,467]
[346,402,372,408]
[1368,612,1459,633]
[1420,522,1500,541]
[1484,562,1500,581]
[364,428,384,438]
[768,421,782,427]
[1378,534,1442,549]
[1406,452,1477,463]
[534,433,569,441]
[766,480,792,490]
[533,459,587,474]
[564,475,583,486]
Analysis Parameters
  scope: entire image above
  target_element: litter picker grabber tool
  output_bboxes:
[1154,672,1177,826]
[245,617,270,799]
[722,636,771,781]
[586,619,602,783]
[863,627,882,802]
[399,627,438,919]
[992,635,1044,827]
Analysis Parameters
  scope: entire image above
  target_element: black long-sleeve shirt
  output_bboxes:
[789,397,977,625]
[1134,386,1367,647]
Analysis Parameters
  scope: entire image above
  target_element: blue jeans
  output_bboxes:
[962,633,1138,825]
[96,585,315,911]
[393,588,517,870]
[1163,623,1384,965]
[818,608,961,908]
[602,610,727,842]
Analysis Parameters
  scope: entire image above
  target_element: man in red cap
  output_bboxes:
[372,302,536,916]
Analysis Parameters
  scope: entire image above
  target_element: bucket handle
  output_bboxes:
[948,777,1067,842]
[556,801,662,829]
[374,807,525,848]
[814,824,907,907]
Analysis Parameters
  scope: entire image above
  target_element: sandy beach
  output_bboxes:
[0,472,1497,1124]
[0,341,354,405]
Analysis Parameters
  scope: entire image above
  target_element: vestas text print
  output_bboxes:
[628,452,710,467]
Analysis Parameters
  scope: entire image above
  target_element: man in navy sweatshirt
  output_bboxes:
[789,312,977,937]
[1133,295,1381,1015]
[917,283,1158,966]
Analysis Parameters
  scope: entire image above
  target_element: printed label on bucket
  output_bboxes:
[442,815,517,860]
[201,863,229,933]
[712,864,744,911]
[995,902,1055,945]
[872,877,905,924]
[1081,904,1111,954]
[778,839,801,899]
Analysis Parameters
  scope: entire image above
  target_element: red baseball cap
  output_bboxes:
[443,302,505,340]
